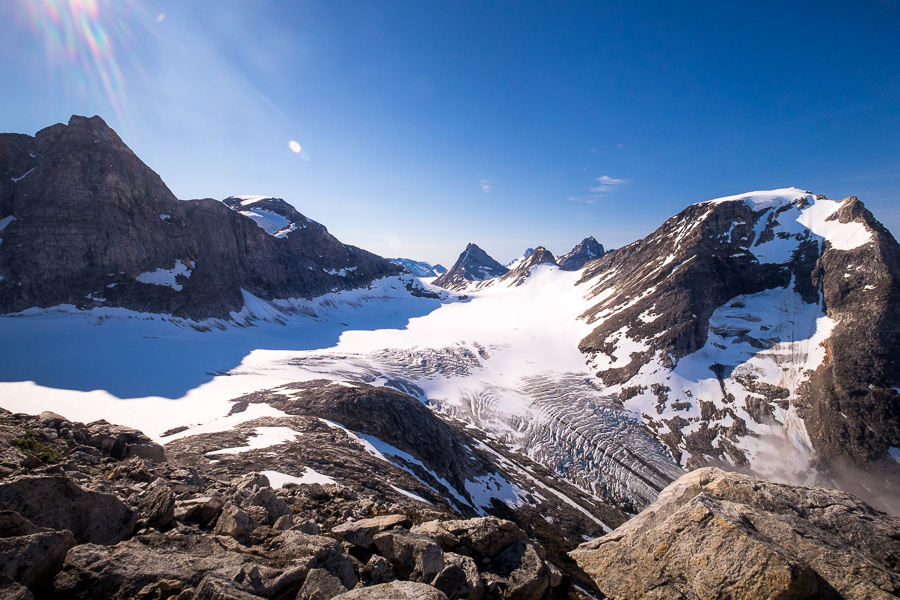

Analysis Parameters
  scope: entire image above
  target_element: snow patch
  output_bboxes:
[889,448,900,463]
[261,468,336,487]
[0,216,16,231]
[239,209,291,235]
[136,259,194,291]
[390,485,432,504]
[206,426,302,455]
[11,167,35,183]
[797,198,873,251]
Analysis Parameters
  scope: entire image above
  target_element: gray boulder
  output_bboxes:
[331,514,412,550]
[135,478,175,530]
[213,502,258,539]
[296,568,348,600]
[174,492,226,527]
[0,530,75,591]
[0,475,135,544]
[374,530,444,583]
[570,467,900,600]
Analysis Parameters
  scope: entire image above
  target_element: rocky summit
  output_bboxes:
[0,116,401,320]
[556,238,605,272]
[432,244,508,291]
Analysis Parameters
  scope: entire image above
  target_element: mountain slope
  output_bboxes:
[432,243,508,290]
[0,116,402,319]
[574,188,900,507]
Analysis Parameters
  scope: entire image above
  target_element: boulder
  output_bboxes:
[374,530,444,583]
[331,514,412,550]
[440,553,483,600]
[269,531,357,589]
[412,518,528,560]
[361,555,395,586]
[175,493,226,527]
[0,476,135,544]
[332,581,449,600]
[213,503,258,539]
[570,467,900,600]
[0,574,34,600]
[296,568,348,600]
[135,478,175,530]
[0,530,75,591]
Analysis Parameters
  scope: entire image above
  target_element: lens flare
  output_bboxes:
[289,140,302,153]
[20,0,147,124]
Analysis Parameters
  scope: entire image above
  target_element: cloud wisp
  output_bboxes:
[568,175,628,205]
[480,178,493,194]
[590,175,627,194]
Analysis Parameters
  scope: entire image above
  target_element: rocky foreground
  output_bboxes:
[0,407,898,600]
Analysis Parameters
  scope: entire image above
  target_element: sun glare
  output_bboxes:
[21,0,147,123]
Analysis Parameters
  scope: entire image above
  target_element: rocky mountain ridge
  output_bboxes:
[1,406,897,600]
[0,116,403,320]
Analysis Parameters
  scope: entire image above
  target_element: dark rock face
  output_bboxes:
[571,467,900,600]
[432,244,508,290]
[574,191,900,504]
[0,116,402,319]
[556,237,604,271]
[497,247,557,287]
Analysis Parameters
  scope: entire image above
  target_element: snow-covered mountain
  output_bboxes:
[576,188,900,507]
[505,248,534,269]
[387,258,447,277]
[0,116,403,320]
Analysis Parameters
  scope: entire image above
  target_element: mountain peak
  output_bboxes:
[499,245,557,286]
[558,236,605,271]
[432,243,508,290]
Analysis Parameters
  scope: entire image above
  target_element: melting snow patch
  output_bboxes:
[136,259,193,291]
[324,267,358,277]
[239,209,290,235]
[261,468,336,487]
[160,214,171,221]
[0,216,16,231]
[390,485,432,504]
[464,473,528,510]
[206,426,302,455]
[797,198,873,251]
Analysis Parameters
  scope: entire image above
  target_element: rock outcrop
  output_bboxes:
[571,467,900,600]
[432,244,508,290]
[0,116,402,319]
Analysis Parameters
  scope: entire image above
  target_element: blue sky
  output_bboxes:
[2,1,899,265]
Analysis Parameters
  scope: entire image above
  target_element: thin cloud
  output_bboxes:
[480,178,493,194]
[589,175,628,193]
[567,195,596,205]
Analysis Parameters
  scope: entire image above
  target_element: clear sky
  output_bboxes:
[2,1,899,266]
